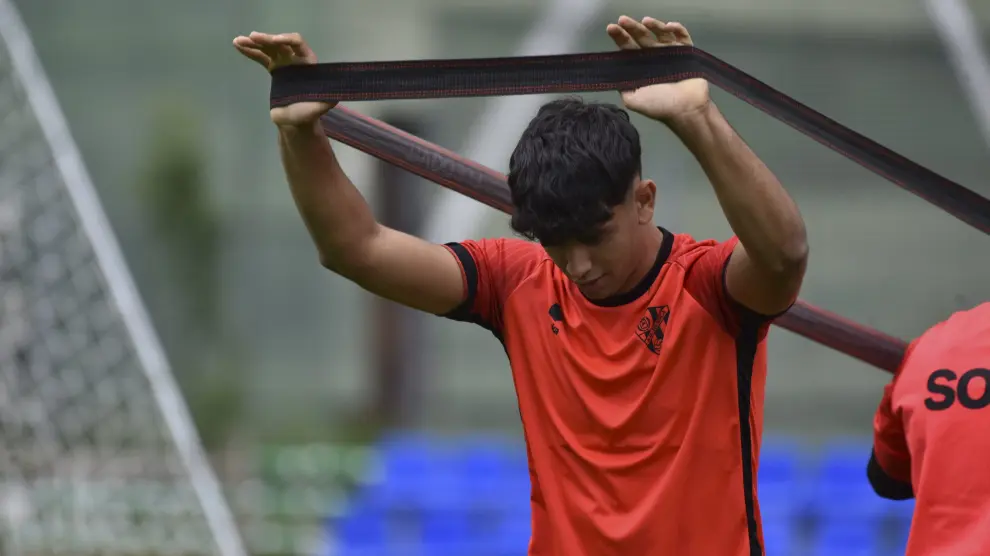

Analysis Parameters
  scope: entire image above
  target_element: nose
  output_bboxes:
[565,245,593,280]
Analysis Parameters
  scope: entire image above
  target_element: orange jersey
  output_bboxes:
[870,302,990,556]
[443,228,780,556]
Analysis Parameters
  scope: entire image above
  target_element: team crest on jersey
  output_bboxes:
[635,305,670,355]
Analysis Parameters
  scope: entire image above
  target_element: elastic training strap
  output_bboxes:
[322,106,908,373]
[272,46,990,235]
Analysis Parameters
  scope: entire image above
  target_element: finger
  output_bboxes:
[658,20,693,45]
[274,34,313,60]
[249,36,294,61]
[233,35,258,48]
[667,22,693,45]
[233,41,272,67]
[607,23,639,50]
[235,45,272,68]
[641,18,678,44]
[233,36,270,55]
[272,32,303,46]
[248,31,279,46]
[617,15,660,48]
[265,44,294,63]
[262,32,315,62]
[233,37,263,55]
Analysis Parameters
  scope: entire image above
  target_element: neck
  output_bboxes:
[618,225,664,293]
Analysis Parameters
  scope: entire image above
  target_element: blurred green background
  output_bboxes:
[5,0,990,553]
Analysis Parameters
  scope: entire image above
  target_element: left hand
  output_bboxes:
[233,32,336,128]
[606,16,710,124]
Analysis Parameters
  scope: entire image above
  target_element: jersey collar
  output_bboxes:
[586,227,674,308]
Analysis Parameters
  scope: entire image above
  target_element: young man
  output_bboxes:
[868,302,990,556]
[234,15,808,556]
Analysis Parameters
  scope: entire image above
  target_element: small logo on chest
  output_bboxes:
[636,305,670,355]
[548,303,564,335]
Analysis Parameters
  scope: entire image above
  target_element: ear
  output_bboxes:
[633,179,657,224]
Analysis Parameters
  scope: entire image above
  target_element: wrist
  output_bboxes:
[275,119,322,136]
[663,100,718,135]
[664,101,726,155]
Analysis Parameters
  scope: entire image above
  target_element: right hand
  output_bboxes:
[232,32,336,128]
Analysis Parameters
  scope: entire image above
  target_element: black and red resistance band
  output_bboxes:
[269,46,990,374]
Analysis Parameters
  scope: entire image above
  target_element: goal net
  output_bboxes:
[0,1,245,555]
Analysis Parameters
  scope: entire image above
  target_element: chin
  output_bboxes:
[578,280,610,299]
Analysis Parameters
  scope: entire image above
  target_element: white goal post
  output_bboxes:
[0,1,246,554]
[923,0,990,152]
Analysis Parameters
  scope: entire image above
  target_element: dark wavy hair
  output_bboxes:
[508,97,643,246]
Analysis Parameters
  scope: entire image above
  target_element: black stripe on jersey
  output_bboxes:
[441,242,503,342]
[867,449,915,500]
[735,313,764,556]
[721,253,768,555]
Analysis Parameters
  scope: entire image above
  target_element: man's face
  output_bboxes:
[542,179,657,300]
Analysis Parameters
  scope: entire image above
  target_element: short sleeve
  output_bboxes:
[684,236,792,339]
[440,237,545,337]
[683,236,751,337]
[871,341,917,483]
[866,339,917,499]
[872,380,911,481]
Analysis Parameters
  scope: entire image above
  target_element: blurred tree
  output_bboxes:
[135,96,243,451]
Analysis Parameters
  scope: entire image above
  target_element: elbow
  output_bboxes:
[761,233,808,277]
[317,227,381,278]
[319,249,368,279]
[317,244,346,273]
[771,219,809,274]
[780,235,809,273]
[318,252,343,273]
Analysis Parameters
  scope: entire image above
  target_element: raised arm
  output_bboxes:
[233,32,465,315]
[276,121,466,314]
[607,16,808,316]
[668,102,808,316]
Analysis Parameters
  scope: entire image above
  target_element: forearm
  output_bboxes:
[276,119,467,314]
[668,102,807,272]
[277,120,380,270]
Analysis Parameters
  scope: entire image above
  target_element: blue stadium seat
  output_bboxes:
[761,520,794,556]
[813,483,884,522]
[335,434,938,555]
[760,478,798,555]
[458,440,509,476]
[365,434,466,511]
[812,439,889,523]
[759,438,802,483]
[455,439,519,507]
[420,508,473,556]
[814,520,881,556]
[377,434,436,492]
[333,501,389,555]
[759,479,803,520]
[334,545,401,556]
[889,525,910,556]
[886,496,915,522]
[817,439,872,483]
[759,437,813,520]
[456,439,532,514]
[483,514,532,556]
